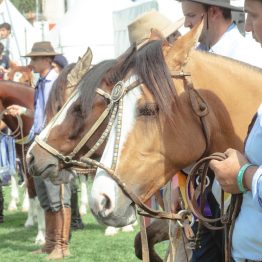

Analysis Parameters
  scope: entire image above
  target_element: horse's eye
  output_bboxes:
[137,103,159,116]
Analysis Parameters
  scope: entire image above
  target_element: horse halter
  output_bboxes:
[34,76,141,167]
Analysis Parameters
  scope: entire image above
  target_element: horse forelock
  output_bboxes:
[135,40,177,125]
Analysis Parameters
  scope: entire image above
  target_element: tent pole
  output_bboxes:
[4,0,23,64]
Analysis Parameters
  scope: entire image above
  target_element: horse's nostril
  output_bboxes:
[98,194,112,218]
[101,194,111,210]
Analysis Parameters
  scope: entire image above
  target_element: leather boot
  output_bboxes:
[32,211,56,254]
[71,189,84,230]
[0,181,3,223]
[46,208,71,260]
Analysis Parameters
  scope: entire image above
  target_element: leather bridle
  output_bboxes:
[34,76,141,166]
[34,70,213,225]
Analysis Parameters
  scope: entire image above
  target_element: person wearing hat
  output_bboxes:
[52,54,68,74]
[128,10,185,46]
[178,0,262,67]
[209,0,262,261]
[6,41,72,260]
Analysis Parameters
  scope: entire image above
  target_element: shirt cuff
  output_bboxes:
[251,165,262,210]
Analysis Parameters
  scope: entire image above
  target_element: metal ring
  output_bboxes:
[177,209,195,228]
[196,175,210,188]
[63,156,72,164]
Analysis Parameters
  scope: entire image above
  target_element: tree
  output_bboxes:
[10,0,36,14]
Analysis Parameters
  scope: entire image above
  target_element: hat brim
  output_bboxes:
[162,17,185,38]
[189,0,243,12]
[22,51,61,57]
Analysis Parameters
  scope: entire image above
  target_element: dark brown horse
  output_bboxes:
[0,80,35,194]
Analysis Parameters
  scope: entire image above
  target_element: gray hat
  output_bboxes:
[23,41,60,57]
[178,0,243,12]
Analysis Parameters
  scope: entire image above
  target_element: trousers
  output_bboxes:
[33,176,71,212]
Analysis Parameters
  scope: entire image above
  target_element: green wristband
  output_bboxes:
[237,163,254,193]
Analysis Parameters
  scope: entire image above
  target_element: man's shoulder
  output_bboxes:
[46,69,59,82]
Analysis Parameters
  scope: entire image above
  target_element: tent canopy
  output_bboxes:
[0,0,39,65]
[47,0,137,63]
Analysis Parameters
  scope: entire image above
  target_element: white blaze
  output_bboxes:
[90,76,141,219]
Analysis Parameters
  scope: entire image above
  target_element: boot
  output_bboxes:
[32,210,56,254]
[0,181,3,223]
[71,189,84,230]
[46,207,71,260]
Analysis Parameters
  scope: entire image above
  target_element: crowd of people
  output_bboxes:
[0,0,262,261]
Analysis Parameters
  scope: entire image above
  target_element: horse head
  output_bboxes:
[6,65,34,87]
[26,49,117,181]
[88,22,262,227]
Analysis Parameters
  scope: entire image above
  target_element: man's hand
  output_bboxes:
[6,105,27,117]
[209,148,248,194]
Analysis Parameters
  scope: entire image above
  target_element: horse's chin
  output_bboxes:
[92,203,137,227]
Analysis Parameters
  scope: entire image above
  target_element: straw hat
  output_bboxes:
[128,10,185,45]
[177,0,243,12]
[24,41,60,57]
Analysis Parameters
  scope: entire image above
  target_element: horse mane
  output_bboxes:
[66,41,178,128]
[45,63,76,122]
[199,49,262,73]
[135,40,177,120]
[106,40,177,123]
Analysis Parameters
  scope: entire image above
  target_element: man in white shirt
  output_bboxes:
[179,0,262,67]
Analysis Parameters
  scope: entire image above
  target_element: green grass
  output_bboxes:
[0,182,168,261]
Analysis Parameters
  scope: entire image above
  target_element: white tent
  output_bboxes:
[47,0,186,63]
[47,0,137,64]
[0,0,39,65]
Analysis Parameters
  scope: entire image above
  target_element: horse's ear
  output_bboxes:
[67,47,93,87]
[165,20,203,69]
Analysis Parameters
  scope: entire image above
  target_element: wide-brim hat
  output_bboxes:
[128,10,185,45]
[177,0,243,12]
[23,41,60,57]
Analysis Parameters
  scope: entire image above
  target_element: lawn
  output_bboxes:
[0,181,167,261]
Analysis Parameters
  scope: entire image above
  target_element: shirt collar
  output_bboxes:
[209,22,237,53]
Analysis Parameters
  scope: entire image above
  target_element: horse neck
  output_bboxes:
[183,51,262,152]
[0,82,34,136]
[0,81,34,109]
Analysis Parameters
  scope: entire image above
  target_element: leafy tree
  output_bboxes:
[10,0,36,14]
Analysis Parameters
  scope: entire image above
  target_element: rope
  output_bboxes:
[186,152,242,262]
